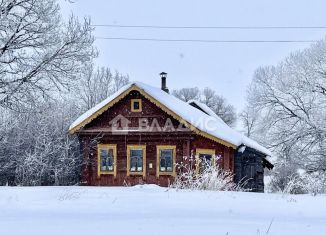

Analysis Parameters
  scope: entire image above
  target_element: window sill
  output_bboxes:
[99,171,115,174]
[156,172,176,177]
[97,171,116,178]
[128,172,145,176]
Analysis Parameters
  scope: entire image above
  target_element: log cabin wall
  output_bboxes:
[78,89,235,186]
[191,136,234,172]
[80,134,192,186]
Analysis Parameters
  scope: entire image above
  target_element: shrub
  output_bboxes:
[268,162,326,195]
[302,171,326,195]
[171,156,243,191]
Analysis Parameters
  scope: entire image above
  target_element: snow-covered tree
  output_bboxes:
[78,65,129,110]
[239,105,260,137]
[173,87,237,126]
[0,99,82,186]
[0,0,97,110]
[243,37,326,192]
[0,0,99,185]
[201,88,237,126]
[172,87,200,102]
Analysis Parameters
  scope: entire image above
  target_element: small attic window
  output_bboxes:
[131,99,142,112]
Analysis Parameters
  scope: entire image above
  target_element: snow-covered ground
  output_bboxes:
[0,185,325,235]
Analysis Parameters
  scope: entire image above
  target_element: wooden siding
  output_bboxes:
[83,90,183,131]
[78,89,235,186]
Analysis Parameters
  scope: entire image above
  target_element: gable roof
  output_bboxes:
[69,81,272,156]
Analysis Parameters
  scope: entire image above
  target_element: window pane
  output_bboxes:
[160,158,166,171]
[130,149,143,172]
[166,158,172,171]
[199,154,212,163]
[133,101,140,110]
[107,149,113,171]
[161,149,172,158]
[100,149,108,171]
[101,149,108,158]
[130,157,137,172]
[137,157,143,172]
[131,149,142,157]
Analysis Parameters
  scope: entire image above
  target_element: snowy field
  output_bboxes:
[0,185,326,235]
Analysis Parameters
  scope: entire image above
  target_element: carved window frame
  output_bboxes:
[97,144,117,177]
[156,145,176,178]
[131,99,142,112]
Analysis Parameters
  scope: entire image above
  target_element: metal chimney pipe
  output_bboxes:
[159,72,169,93]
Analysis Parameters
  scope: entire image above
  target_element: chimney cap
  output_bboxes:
[159,72,167,78]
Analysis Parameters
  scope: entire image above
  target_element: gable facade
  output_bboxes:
[77,89,235,187]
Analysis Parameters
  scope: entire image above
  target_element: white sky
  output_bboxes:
[60,0,326,113]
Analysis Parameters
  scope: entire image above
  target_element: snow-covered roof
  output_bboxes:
[186,99,272,156]
[69,81,272,156]
[187,99,226,125]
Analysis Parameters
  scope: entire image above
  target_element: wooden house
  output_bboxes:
[69,73,273,192]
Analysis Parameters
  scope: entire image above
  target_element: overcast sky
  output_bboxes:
[60,0,326,113]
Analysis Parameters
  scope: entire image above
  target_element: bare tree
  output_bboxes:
[245,38,326,173]
[78,65,113,110]
[0,1,134,186]
[172,87,200,102]
[173,87,237,126]
[78,65,129,110]
[239,105,259,137]
[201,87,216,107]
[201,88,237,126]
[0,0,97,110]
[113,70,130,93]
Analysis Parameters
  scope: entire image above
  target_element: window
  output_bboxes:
[156,145,176,177]
[131,99,142,112]
[127,145,146,177]
[195,149,215,174]
[160,150,173,171]
[97,144,117,177]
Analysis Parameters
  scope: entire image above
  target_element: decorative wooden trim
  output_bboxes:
[196,148,216,156]
[156,145,177,178]
[69,84,236,149]
[131,99,142,112]
[195,148,216,175]
[126,145,146,178]
[69,86,136,134]
[97,144,117,178]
